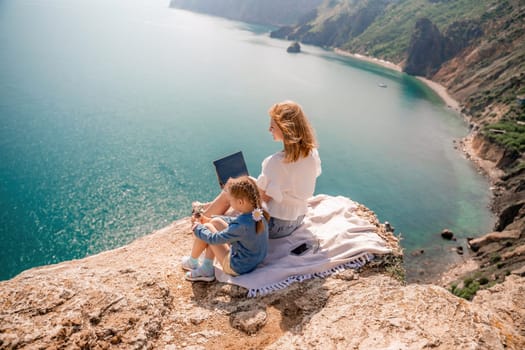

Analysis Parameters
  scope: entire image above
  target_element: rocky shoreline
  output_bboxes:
[334,48,496,277]
[334,47,525,294]
[459,134,506,186]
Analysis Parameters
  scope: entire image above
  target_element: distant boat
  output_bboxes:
[378,83,387,88]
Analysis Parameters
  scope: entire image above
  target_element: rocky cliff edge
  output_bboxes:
[1,204,524,349]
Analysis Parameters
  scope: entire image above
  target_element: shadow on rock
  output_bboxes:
[188,274,330,335]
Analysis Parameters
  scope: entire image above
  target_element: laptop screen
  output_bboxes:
[212,151,249,188]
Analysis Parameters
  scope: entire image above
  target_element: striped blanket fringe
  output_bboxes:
[246,252,374,298]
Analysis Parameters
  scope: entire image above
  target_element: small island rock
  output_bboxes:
[287,41,301,53]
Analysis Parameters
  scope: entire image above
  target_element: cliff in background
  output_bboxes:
[169,0,323,27]
[404,0,525,294]
[2,206,524,349]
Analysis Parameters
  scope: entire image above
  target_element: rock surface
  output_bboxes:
[286,41,301,53]
[1,210,524,349]
[468,230,521,252]
[269,274,525,350]
[404,18,446,77]
[404,17,484,77]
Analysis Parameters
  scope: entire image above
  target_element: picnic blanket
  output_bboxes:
[215,194,392,297]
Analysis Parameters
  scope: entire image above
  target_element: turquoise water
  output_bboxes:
[0,0,494,281]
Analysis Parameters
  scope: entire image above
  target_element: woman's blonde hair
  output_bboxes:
[269,100,317,163]
[226,176,270,234]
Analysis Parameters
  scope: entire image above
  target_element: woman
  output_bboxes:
[196,100,321,239]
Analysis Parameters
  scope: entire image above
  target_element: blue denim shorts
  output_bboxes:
[268,215,305,239]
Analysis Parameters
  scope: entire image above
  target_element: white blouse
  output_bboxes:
[256,149,321,221]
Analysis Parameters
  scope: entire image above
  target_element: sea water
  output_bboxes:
[0,0,494,281]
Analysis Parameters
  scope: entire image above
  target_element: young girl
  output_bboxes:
[195,100,321,239]
[182,176,270,282]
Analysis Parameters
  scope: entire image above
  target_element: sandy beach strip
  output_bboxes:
[334,48,402,72]
[334,48,460,112]
[416,76,460,112]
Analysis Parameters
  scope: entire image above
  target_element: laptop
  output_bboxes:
[212,151,249,188]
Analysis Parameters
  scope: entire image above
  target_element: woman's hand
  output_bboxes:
[199,214,211,224]
[191,213,210,227]
[191,222,199,231]
[260,189,272,203]
[191,213,202,229]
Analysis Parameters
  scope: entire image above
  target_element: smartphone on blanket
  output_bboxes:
[290,243,311,256]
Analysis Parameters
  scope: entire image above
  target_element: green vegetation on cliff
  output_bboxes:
[477,75,525,154]
[271,0,497,62]
[350,0,496,61]
[483,120,525,153]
